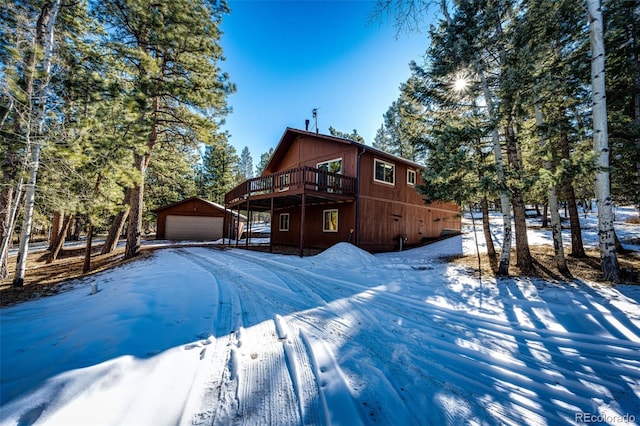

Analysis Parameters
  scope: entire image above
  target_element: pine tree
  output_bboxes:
[145,141,199,213]
[603,0,640,210]
[94,0,234,259]
[200,138,238,203]
[237,146,254,181]
[328,126,365,143]
[405,59,499,271]
[426,0,515,276]
[255,147,274,176]
[376,93,426,162]
[514,0,589,260]
[372,124,394,153]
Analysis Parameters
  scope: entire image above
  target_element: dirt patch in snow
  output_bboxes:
[453,245,640,285]
[0,247,158,307]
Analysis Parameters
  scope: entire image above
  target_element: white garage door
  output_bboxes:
[165,215,224,240]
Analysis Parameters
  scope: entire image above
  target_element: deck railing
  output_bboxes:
[225,166,357,205]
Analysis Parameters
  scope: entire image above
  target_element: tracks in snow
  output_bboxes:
[173,247,640,425]
[174,249,325,425]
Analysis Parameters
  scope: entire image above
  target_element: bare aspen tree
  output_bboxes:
[587,0,620,281]
[12,0,63,287]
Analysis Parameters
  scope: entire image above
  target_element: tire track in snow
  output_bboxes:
[175,248,640,424]
[274,315,325,425]
[215,249,640,424]
[173,249,242,425]
[174,249,325,425]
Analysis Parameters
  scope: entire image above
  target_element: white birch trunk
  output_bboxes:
[12,0,62,287]
[587,0,620,281]
[480,69,512,276]
[1,172,24,279]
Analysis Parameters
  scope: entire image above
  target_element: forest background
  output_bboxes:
[1,0,639,287]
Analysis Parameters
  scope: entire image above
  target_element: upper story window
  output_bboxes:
[407,169,416,185]
[374,159,395,185]
[317,158,342,174]
[317,158,342,192]
[278,173,290,191]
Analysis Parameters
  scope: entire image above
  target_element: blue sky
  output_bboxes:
[219,0,432,163]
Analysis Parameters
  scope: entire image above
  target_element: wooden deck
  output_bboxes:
[225,166,357,210]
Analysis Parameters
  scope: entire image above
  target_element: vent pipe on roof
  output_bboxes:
[305,119,310,132]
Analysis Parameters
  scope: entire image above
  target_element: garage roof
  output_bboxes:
[153,197,246,219]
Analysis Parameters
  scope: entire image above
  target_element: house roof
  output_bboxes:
[153,196,246,219]
[262,127,425,175]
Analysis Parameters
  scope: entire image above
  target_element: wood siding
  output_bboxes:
[272,202,356,249]
[269,135,358,176]
[356,151,460,251]
[225,128,461,253]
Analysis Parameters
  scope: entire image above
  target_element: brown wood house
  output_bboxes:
[224,128,461,254]
[155,197,245,241]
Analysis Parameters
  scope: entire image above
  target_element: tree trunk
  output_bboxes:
[632,3,640,211]
[83,221,93,273]
[13,135,42,287]
[71,214,84,241]
[479,69,512,277]
[0,122,26,280]
[505,118,533,274]
[47,214,73,264]
[588,0,620,281]
[559,130,586,257]
[0,187,14,280]
[48,211,63,250]
[12,0,63,287]
[536,104,569,276]
[125,154,149,259]
[101,208,130,255]
[480,195,498,273]
[614,229,630,254]
[549,185,570,277]
[542,203,549,228]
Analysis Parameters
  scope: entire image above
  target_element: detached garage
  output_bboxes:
[154,197,244,241]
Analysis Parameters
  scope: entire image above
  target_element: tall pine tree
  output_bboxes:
[94,0,234,259]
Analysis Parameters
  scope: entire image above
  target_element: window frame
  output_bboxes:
[407,169,416,186]
[316,157,343,174]
[278,173,290,192]
[374,158,395,185]
[316,158,343,193]
[322,209,338,233]
[279,213,290,231]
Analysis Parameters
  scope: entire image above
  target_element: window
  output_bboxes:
[317,158,343,174]
[317,158,342,192]
[407,169,416,185]
[279,213,289,231]
[323,209,338,232]
[374,159,395,185]
[278,173,290,191]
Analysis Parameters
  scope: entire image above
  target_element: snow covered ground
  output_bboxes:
[1,207,639,425]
